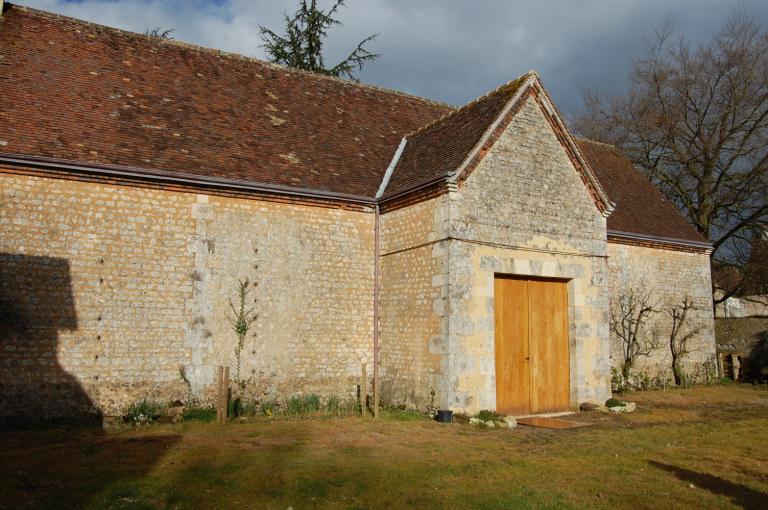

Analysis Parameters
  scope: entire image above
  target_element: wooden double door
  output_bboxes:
[494,276,570,416]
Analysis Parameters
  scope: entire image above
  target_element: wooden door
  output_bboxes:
[494,277,530,416]
[494,276,569,415]
[528,279,570,414]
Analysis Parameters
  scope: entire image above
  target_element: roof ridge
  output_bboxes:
[404,72,532,138]
[576,137,621,152]
[5,3,455,109]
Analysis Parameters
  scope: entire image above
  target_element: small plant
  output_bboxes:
[475,410,503,422]
[426,388,437,419]
[261,398,278,418]
[285,395,304,416]
[611,367,630,393]
[719,376,734,385]
[183,405,217,422]
[339,398,358,417]
[303,393,321,413]
[226,277,258,390]
[605,398,626,408]
[703,360,719,385]
[326,394,341,416]
[637,372,652,391]
[125,400,163,424]
[240,399,258,417]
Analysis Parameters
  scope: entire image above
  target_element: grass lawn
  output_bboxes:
[1,385,767,509]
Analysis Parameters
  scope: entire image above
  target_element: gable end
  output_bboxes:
[450,76,613,217]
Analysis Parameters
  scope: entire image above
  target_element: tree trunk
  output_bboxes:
[622,361,632,380]
[671,354,683,386]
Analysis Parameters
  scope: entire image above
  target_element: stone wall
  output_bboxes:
[445,96,612,412]
[379,96,613,414]
[606,241,716,382]
[379,195,449,409]
[0,171,374,419]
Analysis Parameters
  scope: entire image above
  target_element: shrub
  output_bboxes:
[605,398,626,408]
[125,400,164,424]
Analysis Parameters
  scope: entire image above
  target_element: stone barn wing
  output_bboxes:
[0,4,716,420]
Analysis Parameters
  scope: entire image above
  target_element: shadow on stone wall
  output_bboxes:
[0,253,100,425]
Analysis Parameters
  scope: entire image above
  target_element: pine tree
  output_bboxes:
[259,0,379,81]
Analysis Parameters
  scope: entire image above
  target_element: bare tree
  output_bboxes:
[667,297,701,385]
[610,287,661,379]
[574,8,768,304]
[144,26,174,39]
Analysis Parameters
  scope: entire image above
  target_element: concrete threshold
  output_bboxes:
[513,411,575,419]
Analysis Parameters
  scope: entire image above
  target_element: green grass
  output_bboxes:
[1,385,766,509]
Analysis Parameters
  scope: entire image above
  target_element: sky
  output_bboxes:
[18,0,768,117]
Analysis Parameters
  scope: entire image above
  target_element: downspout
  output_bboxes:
[373,137,407,418]
[373,203,381,418]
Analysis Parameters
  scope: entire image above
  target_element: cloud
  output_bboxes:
[18,0,768,114]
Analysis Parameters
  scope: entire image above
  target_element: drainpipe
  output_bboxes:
[373,203,381,418]
[372,137,405,419]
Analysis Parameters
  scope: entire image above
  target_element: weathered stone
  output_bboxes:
[503,416,517,429]
[609,402,636,413]
[0,175,374,418]
[607,243,716,381]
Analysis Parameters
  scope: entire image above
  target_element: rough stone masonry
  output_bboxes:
[0,5,716,420]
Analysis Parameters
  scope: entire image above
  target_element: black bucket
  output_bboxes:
[436,409,453,423]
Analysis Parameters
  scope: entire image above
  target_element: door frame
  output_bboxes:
[493,273,576,415]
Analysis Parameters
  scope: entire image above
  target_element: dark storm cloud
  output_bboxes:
[21,0,768,114]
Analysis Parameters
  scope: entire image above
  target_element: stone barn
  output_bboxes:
[0,4,716,420]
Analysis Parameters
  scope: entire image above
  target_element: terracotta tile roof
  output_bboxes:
[577,139,708,244]
[0,5,452,198]
[0,5,712,247]
[383,77,527,198]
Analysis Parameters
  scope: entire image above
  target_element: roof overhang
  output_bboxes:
[0,152,376,205]
[608,229,713,252]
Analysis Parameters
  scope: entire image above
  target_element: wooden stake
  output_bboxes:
[216,366,223,424]
[360,362,367,418]
[222,366,230,425]
[374,366,380,419]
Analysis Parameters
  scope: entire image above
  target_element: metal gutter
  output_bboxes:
[607,229,712,250]
[0,153,376,205]
[378,171,454,204]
